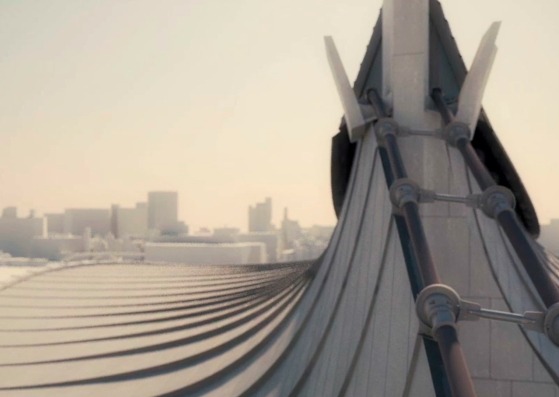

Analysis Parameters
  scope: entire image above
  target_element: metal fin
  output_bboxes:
[456,21,500,136]
[324,36,368,142]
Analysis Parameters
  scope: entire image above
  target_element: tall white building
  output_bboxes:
[148,191,178,232]
[248,197,272,232]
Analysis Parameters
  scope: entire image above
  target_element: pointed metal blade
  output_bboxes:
[324,36,368,142]
[456,21,500,136]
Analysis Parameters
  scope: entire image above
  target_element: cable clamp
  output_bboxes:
[544,302,559,346]
[410,187,515,218]
[442,121,471,146]
[476,185,516,218]
[375,118,399,144]
[415,285,559,346]
[389,178,420,209]
[416,284,461,334]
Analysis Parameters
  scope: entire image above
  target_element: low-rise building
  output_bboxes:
[0,208,45,257]
[45,213,64,235]
[64,208,110,236]
[145,242,266,265]
[31,235,84,261]
[111,203,148,238]
[539,219,559,255]
[238,232,279,262]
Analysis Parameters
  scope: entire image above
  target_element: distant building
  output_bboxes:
[45,213,64,234]
[248,197,272,232]
[63,208,110,236]
[111,202,148,238]
[2,207,17,219]
[145,242,266,265]
[149,234,215,244]
[159,221,188,236]
[148,191,178,231]
[105,233,142,253]
[0,251,48,266]
[293,237,328,261]
[0,208,45,257]
[307,225,334,240]
[31,235,84,261]
[277,209,332,262]
[281,208,302,249]
[238,232,279,262]
[213,227,240,242]
[539,219,559,255]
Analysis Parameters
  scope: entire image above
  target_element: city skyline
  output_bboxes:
[1,0,559,231]
[0,189,330,263]
[0,193,318,234]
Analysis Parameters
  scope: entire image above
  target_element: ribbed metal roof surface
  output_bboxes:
[0,262,314,395]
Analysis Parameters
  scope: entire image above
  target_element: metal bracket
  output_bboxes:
[476,185,516,218]
[442,121,471,146]
[359,101,378,125]
[416,284,559,346]
[403,185,516,218]
[544,302,559,346]
[372,117,457,142]
[390,179,487,209]
[398,127,442,138]
[389,178,420,209]
[416,284,460,334]
[375,118,399,144]
[458,303,544,333]
[417,190,477,206]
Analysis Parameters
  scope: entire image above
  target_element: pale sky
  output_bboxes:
[1,0,558,232]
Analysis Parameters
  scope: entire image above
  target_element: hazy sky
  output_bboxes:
[1,0,559,232]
